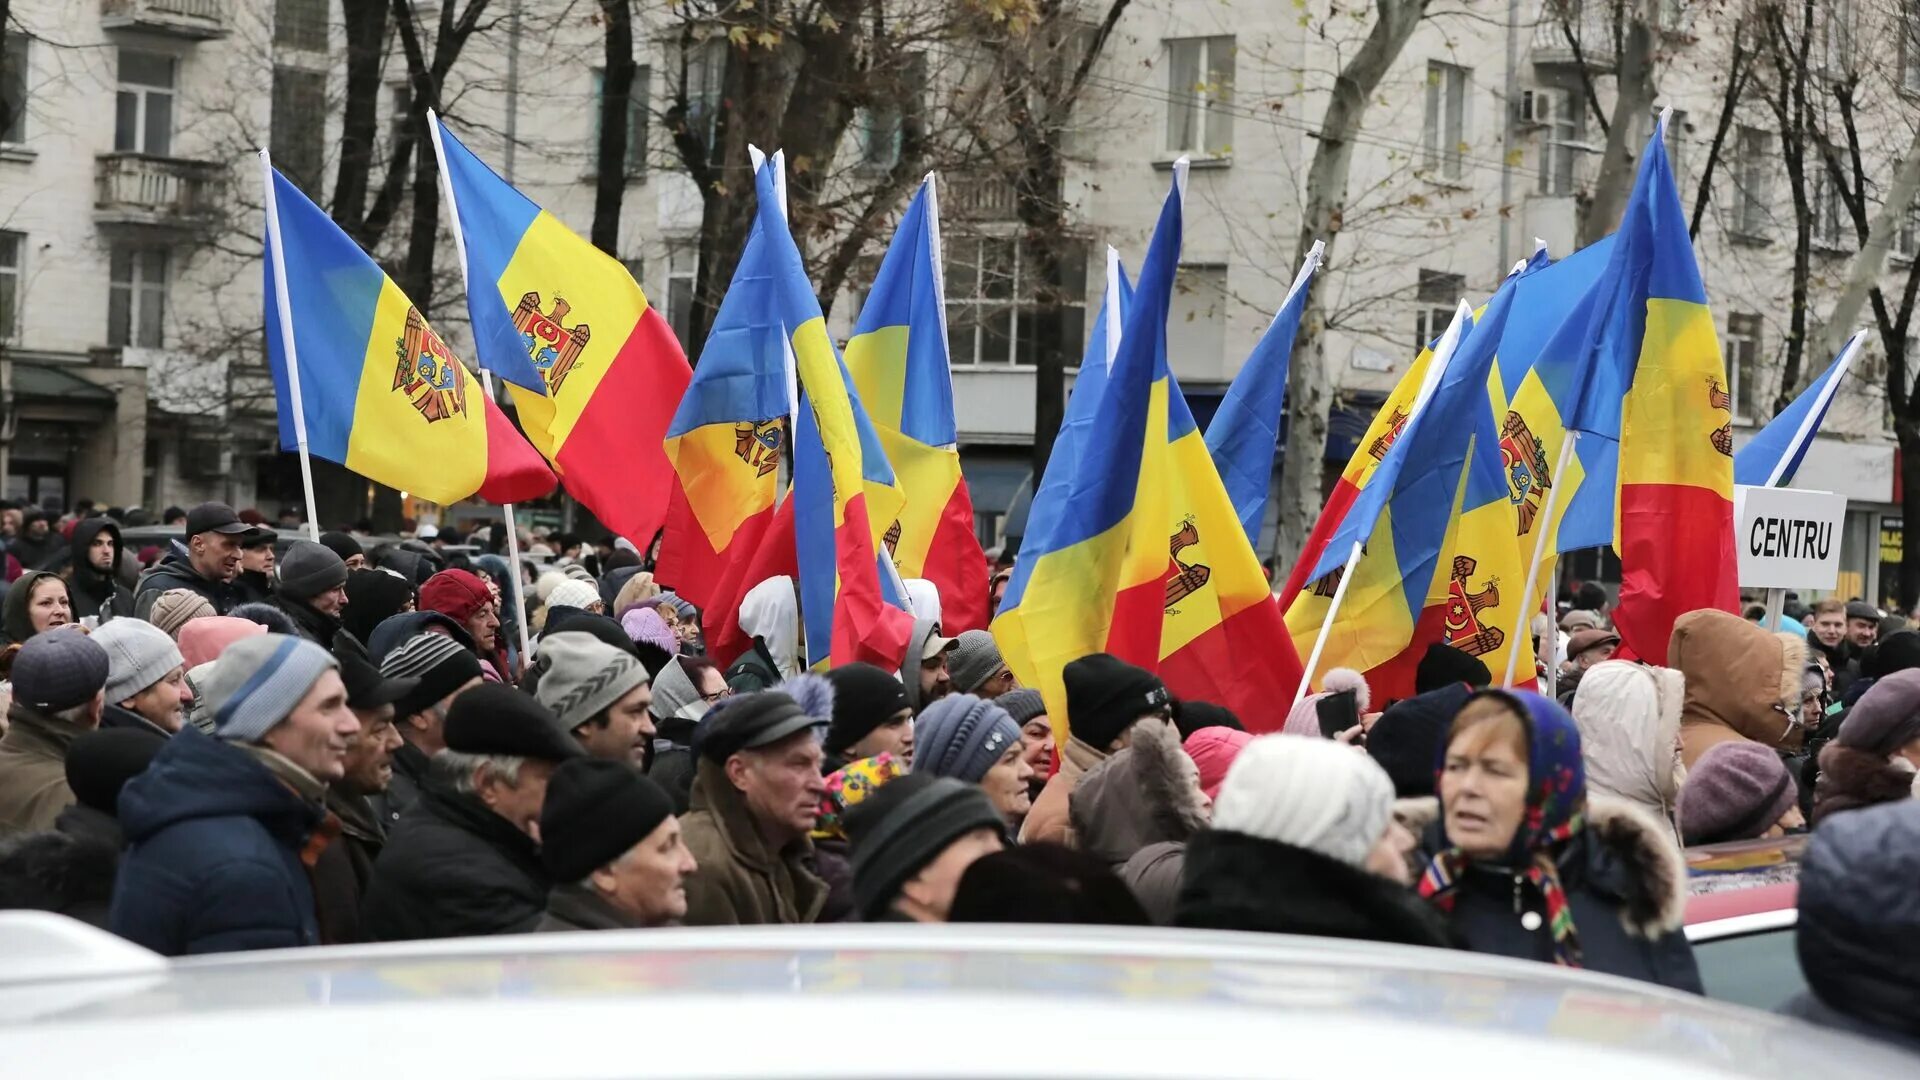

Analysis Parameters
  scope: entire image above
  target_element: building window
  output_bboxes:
[388,81,413,160]
[1726,312,1762,422]
[0,231,21,340]
[855,54,926,173]
[273,0,329,52]
[2,33,27,145]
[1894,203,1920,261]
[590,65,650,178]
[115,50,175,156]
[680,35,727,157]
[271,67,327,193]
[944,236,1088,366]
[1812,171,1847,250]
[1415,269,1464,350]
[1536,88,1582,196]
[1423,61,1469,181]
[1903,1,1920,93]
[1819,0,1855,74]
[665,245,697,351]
[109,247,168,349]
[1169,265,1229,376]
[1164,36,1234,157]
[1733,127,1772,238]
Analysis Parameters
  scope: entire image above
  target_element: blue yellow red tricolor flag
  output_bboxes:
[260,157,554,507]
[1205,241,1323,548]
[1735,331,1863,488]
[756,157,915,671]
[845,177,988,633]
[992,165,1187,731]
[431,115,692,545]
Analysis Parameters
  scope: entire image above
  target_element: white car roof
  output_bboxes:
[1,916,1910,1078]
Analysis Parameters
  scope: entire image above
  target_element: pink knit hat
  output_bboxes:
[1281,667,1371,737]
[176,616,268,670]
[1184,726,1254,800]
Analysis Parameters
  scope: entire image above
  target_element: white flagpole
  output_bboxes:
[257,150,322,542]
[426,110,534,667]
[1767,330,1864,487]
[1504,430,1579,687]
[1294,540,1364,704]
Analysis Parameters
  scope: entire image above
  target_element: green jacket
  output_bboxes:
[679,757,826,926]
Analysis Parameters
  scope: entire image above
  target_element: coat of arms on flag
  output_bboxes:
[512,292,592,396]
[393,306,469,423]
[1499,410,1552,536]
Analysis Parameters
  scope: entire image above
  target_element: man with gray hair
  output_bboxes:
[109,634,357,955]
[361,683,583,941]
[0,632,110,836]
[374,631,484,828]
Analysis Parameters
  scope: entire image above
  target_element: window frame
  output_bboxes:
[1536,87,1583,196]
[115,49,176,157]
[1162,35,1235,159]
[1414,268,1465,351]
[1732,127,1773,239]
[1,33,28,145]
[590,65,651,179]
[944,234,1089,368]
[1423,61,1471,183]
[108,245,169,350]
[1726,312,1763,424]
[679,34,728,158]
[273,0,330,52]
[664,245,698,352]
[271,65,329,192]
[0,230,22,341]
[1902,0,1920,94]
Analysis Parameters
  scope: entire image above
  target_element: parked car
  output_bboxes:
[1684,833,1807,1011]
[3,911,1914,1078]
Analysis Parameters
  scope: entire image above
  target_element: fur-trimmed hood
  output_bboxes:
[1570,661,1684,840]
[1396,793,1689,939]
[1070,719,1210,867]
[1669,609,1808,766]
[1812,744,1920,825]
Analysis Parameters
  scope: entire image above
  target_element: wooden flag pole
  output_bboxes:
[1504,430,1579,687]
[1293,540,1364,705]
[257,149,321,542]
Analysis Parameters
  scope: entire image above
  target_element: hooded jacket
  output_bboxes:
[360,772,550,941]
[1402,795,1702,992]
[133,550,242,620]
[0,824,121,928]
[646,660,709,814]
[679,756,826,926]
[67,518,129,622]
[109,726,329,956]
[1177,829,1456,948]
[1668,609,1807,768]
[1068,719,1209,925]
[901,617,943,713]
[0,702,87,837]
[2,570,67,645]
[726,578,798,693]
[1569,661,1685,845]
[270,594,342,650]
[1779,801,1920,1054]
[8,515,61,572]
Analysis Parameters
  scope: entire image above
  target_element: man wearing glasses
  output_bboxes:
[945,630,1021,701]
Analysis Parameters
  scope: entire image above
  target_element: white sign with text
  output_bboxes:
[1734,485,1847,590]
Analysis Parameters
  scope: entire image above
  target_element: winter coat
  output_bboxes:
[0,816,122,928]
[0,703,86,837]
[373,739,431,832]
[900,617,943,713]
[810,837,857,924]
[109,727,331,956]
[272,595,342,649]
[1810,744,1919,825]
[1068,719,1209,925]
[537,883,646,932]
[1020,735,1108,847]
[724,641,780,694]
[8,527,61,573]
[1569,661,1685,846]
[1669,609,1807,768]
[100,702,171,739]
[1,570,67,645]
[360,775,550,941]
[66,518,130,623]
[1777,801,1920,1054]
[1805,631,1862,696]
[133,552,242,620]
[1401,795,1703,993]
[311,787,384,945]
[647,692,703,814]
[1177,829,1456,948]
[679,757,827,926]
[234,570,273,607]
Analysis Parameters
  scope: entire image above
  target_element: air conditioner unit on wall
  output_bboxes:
[1519,89,1562,127]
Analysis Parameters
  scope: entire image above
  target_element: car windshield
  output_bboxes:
[1693,928,1805,1011]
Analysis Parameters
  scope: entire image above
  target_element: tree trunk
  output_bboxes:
[1274,0,1430,574]
[1810,124,1920,375]
[332,0,388,238]
[1579,0,1658,246]
[391,0,492,310]
[590,0,634,257]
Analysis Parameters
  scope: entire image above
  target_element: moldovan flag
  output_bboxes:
[1735,331,1863,487]
[655,162,793,652]
[260,159,554,506]
[845,177,988,633]
[431,115,692,545]
[1572,115,1737,664]
[1205,242,1323,548]
[750,162,914,671]
[992,165,1186,729]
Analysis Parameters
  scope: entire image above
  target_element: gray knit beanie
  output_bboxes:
[913,693,1022,783]
[93,617,185,703]
[998,688,1046,725]
[199,633,339,743]
[533,631,649,731]
[1212,735,1395,870]
[275,540,348,601]
[945,630,1005,694]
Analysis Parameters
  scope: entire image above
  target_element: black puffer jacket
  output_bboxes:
[133,551,242,619]
[1177,830,1456,949]
[1403,795,1703,993]
[67,518,130,622]
[1779,801,1920,1054]
[271,595,342,649]
[360,774,549,942]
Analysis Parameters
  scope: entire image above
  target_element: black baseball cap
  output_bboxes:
[185,502,260,539]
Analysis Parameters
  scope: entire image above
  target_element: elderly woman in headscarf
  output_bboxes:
[1403,689,1701,992]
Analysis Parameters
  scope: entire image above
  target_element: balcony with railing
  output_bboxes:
[101,0,229,40]
[1531,0,1621,71]
[943,171,1023,221]
[95,153,225,231]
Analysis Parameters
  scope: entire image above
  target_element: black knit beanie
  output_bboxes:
[1062,653,1166,751]
[825,661,911,754]
[846,772,1005,920]
[539,758,676,881]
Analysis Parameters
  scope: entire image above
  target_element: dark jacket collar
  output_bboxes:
[392,739,431,786]
[3,702,88,759]
[274,596,340,645]
[1178,829,1455,948]
[326,786,384,844]
[543,883,646,931]
[100,702,171,739]
[420,775,541,863]
[688,757,812,874]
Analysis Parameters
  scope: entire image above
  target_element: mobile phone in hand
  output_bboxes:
[1316,690,1360,740]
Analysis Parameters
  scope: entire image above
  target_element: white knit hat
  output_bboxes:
[545,579,601,613]
[1211,735,1396,870]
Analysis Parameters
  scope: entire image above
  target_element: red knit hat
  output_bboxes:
[418,569,492,623]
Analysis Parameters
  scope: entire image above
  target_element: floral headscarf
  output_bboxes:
[1418,689,1589,967]
[812,753,906,842]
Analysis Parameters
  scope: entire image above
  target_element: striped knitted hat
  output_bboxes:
[198,633,339,743]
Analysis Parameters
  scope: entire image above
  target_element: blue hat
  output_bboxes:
[913,694,1022,784]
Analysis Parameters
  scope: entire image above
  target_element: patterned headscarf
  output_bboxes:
[1418,689,1589,967]
[812,753,907,841]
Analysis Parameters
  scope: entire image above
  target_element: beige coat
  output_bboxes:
[0,704,85,838]
[679,757,826,926]
[1018,735,1108,846]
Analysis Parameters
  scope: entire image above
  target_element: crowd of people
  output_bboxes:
[0,499,1914,1055]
